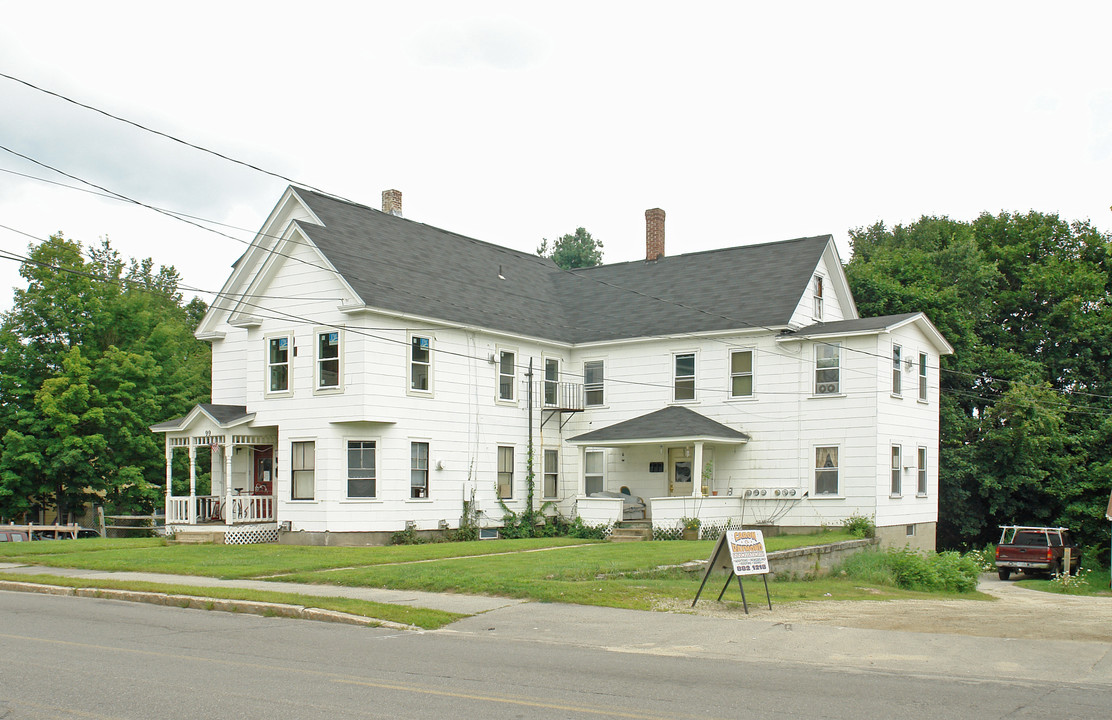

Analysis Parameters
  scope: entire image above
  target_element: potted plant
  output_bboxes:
[680,516,701,541]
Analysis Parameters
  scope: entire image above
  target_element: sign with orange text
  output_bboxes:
[726,529,769,576]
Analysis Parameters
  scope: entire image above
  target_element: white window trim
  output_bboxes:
[583,358,606,407]
[313,327,344,395]
[345,437,379,500]
[727,348,755,401]
[542,447,559,499]
[891,344,903,397]
[813,341,841,396]
[408,439,431,501]
[813,444,841,498]
[264,332,293,397]
[407,332,434,397]
[496,347,518,404]
[497,445,514,500]
[290,439,316,502]
[672,350,698,404]
[890,444,902,497]
[917,446,928,497]
[918,352,929,403]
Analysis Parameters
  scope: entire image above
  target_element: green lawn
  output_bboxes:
[1015,567,1112,597]
[0,572,463,629]
[0,530,973,612]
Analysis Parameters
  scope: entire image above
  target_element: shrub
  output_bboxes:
[390,526,428,545]
[842,513,876,539]
[838,547,981,592]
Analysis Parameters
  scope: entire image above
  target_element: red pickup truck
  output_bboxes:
[994,526,1081,580]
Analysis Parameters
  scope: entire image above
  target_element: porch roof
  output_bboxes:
[566,406,750,447]
[149,404,254,433]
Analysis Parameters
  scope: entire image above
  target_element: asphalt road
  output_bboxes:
[2,590,1110,720]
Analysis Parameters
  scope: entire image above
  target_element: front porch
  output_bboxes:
[569,406,798,535]
[150,404,279,543]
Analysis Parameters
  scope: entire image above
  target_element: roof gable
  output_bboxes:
[567,406,751,445]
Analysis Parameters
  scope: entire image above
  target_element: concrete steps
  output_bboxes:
[610,521,652,542]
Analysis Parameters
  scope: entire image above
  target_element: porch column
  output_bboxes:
[164,440,173,523]
[223,445,234,526]
[188,444,197,524]
[578,445,587,496]
[693,441,704,497]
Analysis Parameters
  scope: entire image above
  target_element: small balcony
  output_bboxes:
[533,381,584,411]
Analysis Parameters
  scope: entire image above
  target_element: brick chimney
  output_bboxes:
[382,189,403,217]
[645,208,665,261]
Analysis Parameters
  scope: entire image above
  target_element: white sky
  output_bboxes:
[1,1,1110,315]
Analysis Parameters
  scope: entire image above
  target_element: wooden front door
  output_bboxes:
[253,446,274,495]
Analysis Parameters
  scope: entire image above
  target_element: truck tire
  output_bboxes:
[997,568,1011,581]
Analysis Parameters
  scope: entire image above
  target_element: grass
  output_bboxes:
[0,571,464,629]
[1015,567,1112,597]
[0,530,985,613]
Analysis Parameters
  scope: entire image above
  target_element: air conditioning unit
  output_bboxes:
[816,383,839,394]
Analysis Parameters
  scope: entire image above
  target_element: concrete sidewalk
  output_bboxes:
[4,561,1111,688]
[0,562,522,614]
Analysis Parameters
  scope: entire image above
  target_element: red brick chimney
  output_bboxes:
[645,208,665,261]
[382,189,403,217]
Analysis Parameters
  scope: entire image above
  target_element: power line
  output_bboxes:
[3,71,1107,406]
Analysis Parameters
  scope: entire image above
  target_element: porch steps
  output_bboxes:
[173,531,223,544]
[610,521,652,542]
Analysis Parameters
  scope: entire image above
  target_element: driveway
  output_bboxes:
[677,574,1112,642]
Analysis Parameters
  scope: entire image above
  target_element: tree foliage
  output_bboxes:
[0,235,210,521]
[537,227,604,269]
[846,212,1112,557]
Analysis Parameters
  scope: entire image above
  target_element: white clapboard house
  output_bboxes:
[151,187,951,547]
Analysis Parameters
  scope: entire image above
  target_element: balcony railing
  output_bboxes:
[533,381,584,411]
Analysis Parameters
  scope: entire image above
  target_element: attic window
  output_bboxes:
[813,276,824,320]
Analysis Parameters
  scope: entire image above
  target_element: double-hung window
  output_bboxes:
[918,352,928,401]
[291,441,315,500]
[410,442,429,498]
[814,343,840,395]
[584,360,604,406]
[815,446,838,495]
[497,446,514,499]
[892,345,902,395]
[498,350,515,401]
[410,335,431,393]
[813,275,824,320]
[891,445,902,496]
[917,447,928,495]
[317,331,340,389]
[674,353,696,401]
[347,441,376,498]
[267,336,290,393]
[585,450,604,495]
[730,350,753,398]
[543,449,558,498]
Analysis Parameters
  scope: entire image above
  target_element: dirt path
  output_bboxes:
[680,575,1112,642]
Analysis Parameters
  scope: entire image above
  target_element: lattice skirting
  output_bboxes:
[224,524,279,545]
[168,524,278,545]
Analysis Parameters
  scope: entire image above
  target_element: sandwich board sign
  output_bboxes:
[691,528,772,613]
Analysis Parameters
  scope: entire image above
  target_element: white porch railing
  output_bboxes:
[229,495,274,523]
[165,495,274,525]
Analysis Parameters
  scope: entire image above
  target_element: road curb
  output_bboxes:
[0,580,422,632]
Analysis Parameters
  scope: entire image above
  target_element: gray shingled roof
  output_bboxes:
[150,404,250,432]
[292,189,831,344]
[788,314,921,337]
[567,406,751,445]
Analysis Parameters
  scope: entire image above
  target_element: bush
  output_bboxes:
[838,547,981,593]
[842,513,875,538]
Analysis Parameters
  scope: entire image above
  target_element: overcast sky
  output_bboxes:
[1,1,1110,315]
